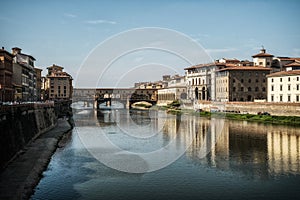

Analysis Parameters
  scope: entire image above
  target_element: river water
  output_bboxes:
[31,107,300,200]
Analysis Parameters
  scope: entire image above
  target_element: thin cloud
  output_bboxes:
[64,13,77,18]
[85,19,117,25]
[206,48,237,53]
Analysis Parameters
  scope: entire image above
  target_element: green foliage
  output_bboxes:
[156,105,300,126]
[168,100,181,108]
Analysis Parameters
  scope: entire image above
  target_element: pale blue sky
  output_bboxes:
[1,0,299,87]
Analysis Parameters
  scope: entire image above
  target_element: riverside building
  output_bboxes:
[45,64,73,100]
[267,70,300,102]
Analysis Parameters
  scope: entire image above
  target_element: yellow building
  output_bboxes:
[45,64,73,100]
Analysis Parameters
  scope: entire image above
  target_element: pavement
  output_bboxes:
[0,119,72,200]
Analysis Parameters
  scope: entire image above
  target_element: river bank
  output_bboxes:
[0,119,73,200]
[153,105,300,126]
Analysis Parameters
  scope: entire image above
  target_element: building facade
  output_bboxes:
[12,47,37,101]
[157,75,187,105]
[252,48,274,68]
[267,70,300,102]
[216,66,271,102]
[35,68,42,101]
[45,64,73,100]
[0,47,14,102]
[185,63,223,102]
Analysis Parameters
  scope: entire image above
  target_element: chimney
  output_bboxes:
[12,47,22,55]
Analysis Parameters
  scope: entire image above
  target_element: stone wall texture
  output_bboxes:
[0,105,57,169]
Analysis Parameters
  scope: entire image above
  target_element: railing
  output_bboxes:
[0,102,55,113]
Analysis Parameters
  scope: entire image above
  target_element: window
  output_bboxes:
[288,95,291,102]
[280,78,282,82]
[297,85,299,91]
[241,87,244,92]
[262,87,266,92]
[271,85,274,91]
[297,77,299,81]
[256,79,259,83]
[233,79,236,83]
[280,85,283,91]
[233,87,236,92]
[263,79,266,83]
[288,77,290,81]
[259,62,263,65]
[271,95,274,102]
[255,87,259,92]
[297,95,299,102]
[248,87,252,92]
[280,95,283,102]
[248,79,251,83]
[267,62,270,66]
[241,79,244,83]
[288,85,291,91]
[271,78,274,82]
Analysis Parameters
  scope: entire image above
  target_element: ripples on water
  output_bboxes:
[31,108,300,200]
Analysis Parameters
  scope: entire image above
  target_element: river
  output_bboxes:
[31,106,300,200]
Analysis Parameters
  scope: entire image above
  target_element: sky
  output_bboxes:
[1,0,299,87]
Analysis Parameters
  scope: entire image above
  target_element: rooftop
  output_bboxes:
[266,70,300,77]
[252,48,274,58]
[184,62,226,70]
[284,61,300,67]
[218,66,271,72]
[0,48,14,57]
[252,52,274,58]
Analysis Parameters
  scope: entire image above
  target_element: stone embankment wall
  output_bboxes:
[193,101,300,116]
[0,101,72,169]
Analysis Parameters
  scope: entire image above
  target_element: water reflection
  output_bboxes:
[32,109,300,200]
[188,120,300,177]
[75,109,300,176]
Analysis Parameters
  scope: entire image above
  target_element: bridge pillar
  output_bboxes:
[94,100,98,109]
[106,99,111,107]
[126,98,131,109]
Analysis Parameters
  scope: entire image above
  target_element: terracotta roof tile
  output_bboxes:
[184,62,227,70]
[252,52,274,58]
[266,70,300,77]
[218,66,271,72]
[284,61,300,67]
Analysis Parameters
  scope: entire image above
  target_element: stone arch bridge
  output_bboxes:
[95,88,158,109]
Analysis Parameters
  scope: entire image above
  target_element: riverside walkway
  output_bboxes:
[0,119,72,200]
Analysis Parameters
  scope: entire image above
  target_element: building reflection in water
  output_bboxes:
[78,109,300,177]
[186,118,300,177]
[268,127,300,175]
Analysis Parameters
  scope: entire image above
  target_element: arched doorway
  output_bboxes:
[202,87,206,100]
[195,87,199,100]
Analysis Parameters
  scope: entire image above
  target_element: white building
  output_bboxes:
[267,70,300,102]
[184,61,231,102]
[157,75,187,105]
[252,48,274,68]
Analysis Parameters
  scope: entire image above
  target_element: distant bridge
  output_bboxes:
[95,88,157,109]
[72,88,158,109]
